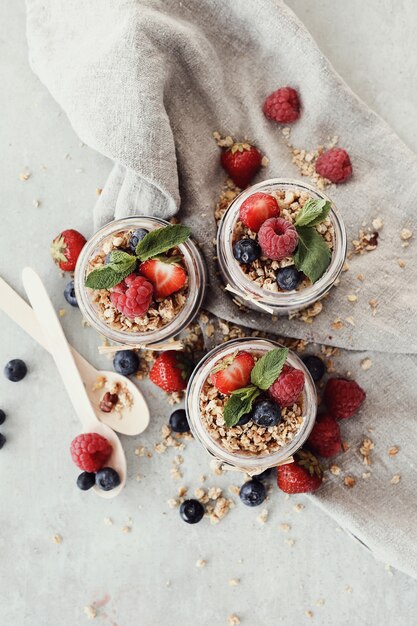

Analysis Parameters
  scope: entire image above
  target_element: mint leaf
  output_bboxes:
[85,265,130,290]
[293,226,331,283]
[136,224,191,261]
[250,348,289,390]
[223,385,260,427]
[109,250,137,274]
[295,198,331,227]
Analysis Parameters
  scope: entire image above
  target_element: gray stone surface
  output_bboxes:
[1,1,417,624]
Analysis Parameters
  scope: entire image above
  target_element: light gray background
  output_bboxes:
[1,1,417,625]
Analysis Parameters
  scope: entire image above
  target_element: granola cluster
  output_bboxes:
[87,230,188,333]
[233,188,334,293]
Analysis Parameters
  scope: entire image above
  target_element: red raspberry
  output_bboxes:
[70,433,112,472]
[268,364,305,407]
[110,273,153,319]
[315,148,352,183]
[306,414,342,458]
[263,87,300,123]
[258,217,298,261]
[324,378,366,419]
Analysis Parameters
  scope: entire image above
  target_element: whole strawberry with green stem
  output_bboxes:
[277,450,323,494]
[150,351,193,393]
[51,229,86,272]
[220,142,262,189]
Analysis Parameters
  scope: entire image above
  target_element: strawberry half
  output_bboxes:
[211,351,255,395]
[220,143,262,189]
[239,192,280,232]
[139,258,187,299]
[149,351,193,393]
[277,450,323,494]
[51,229,86,272]
[306,414,342,458]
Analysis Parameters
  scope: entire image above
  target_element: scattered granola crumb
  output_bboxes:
[372,217,384,231]
[304,610,314,619]
[286,538,295,547]
[359,438,374,465]
[257,509,269,524]
[58,308,66,317]
[121,525,131,534]
[200,474,206,483]
[360,358,372,371]
[95,187,102,196]
[385,564,394,576]
[103,517,113,526]
[210,460,224,476]
[351,229,379,255]
[19,171,31,181]
[345,316,355,326]
[228,614,240,626]
[342,441,350,452]
[330,465,341,476]
[390,474,401,485]
[178,486,188,498]
[362,472,371,479]
[398,259,406,268]
[84,605,97,620]
[345,585,353,593]
[279,523,291,532]
[33,199,41,208]
[388,446,400,457]
[356,273,365,281]
[344,476,356,488]
[400,228,412,241]
[229,578,240,587]
[52,534,62,544]
[347,294,358,303]
[293,503,305,513]
[315,599,325,607]
[331,318,344,330]
[196,559,206,568]
[261,155,269,167]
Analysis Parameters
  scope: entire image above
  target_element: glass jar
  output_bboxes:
[185,337,317,474]
[75,216,207,347]
[217,178,347,315]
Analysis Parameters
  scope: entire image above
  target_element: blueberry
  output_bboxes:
[129,228,149,252]
[64,280,78,307]
[4,359,27,382]
[302,355,326,382]
[237,412,252,426]
[233,239,261,264]
[76,471,96,491]
[251,398,281,427]
[0,410,5,426]
[239,479,266,507]
[169,409,190,433]
[0,434,5,449]
[179,499,204,524]
[113,350,139,376]
[276,266,301,291]
[95,467,121,491]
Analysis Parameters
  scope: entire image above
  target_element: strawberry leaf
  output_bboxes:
[136,224,191,261]
[295,198,331,227]
[223,385,261,427]
[250,348,289,390]
[293,226,331,284]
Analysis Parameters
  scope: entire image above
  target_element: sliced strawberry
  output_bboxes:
[211,351,255,394]
[239,192,280,232]
[139,258,187,299]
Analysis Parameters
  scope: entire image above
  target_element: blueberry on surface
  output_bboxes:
[4,359,27,382]
[276,266,301,291]
[0,434,5,449]
[179,499,204,524]
[239,479,266,507]
[169,409,190,433]
[95,467,121,491]
[233,239,261,264]
[76,472,96,491]
[251,398,281,427]
[0,410,6,426]
[64,280,78,307]
[113,350,139,376]
[129,229,149,252]
[302,355,326,383]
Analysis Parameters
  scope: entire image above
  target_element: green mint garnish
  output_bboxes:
[136,224,191,261]
[85,224,191,289]
[223,347,289,427]
[250,348,289,390]
[293,226,331,284]
[292,198,332,283]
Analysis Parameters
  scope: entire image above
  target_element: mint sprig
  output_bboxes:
[85,224,191,290]
[222,348,288,427]
[293,198,332,283]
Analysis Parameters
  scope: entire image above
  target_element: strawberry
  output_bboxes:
[139,258,187,299]
[277,450,323,494]
[51,229,87,272]
[239,192,280,232]
[220,143,262,189]
[324,378,366,419]
[306,414,342,458]
[149,351,193,393]
[211,351,255,395]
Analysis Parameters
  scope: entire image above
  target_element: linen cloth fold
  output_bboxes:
[26,0,417,577]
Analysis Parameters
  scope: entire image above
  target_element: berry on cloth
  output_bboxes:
[211,351,255,395]
[258,217,298,261]
[139,258,187,299]
[250,398,281,427]
[51,229,86,272]
[129,228,149,252]
[76,471,96,491]
[180,499,204,524]
[149,351,192,393]
[263,86,301,123]
[110,273,153,319]
[233,239,261,264]
[315,148,352,183]
[239,192,280,232]
[302,355,325,383]
[169,409,190,433]
[277,451,323,494]
[113,350,139,376]
[324,378,366,419]
[276,266,301,291]
[307,414,342,458]
[70,432,112,473]
[64,280,78,307]
[220,143,262,189]
[239,479,266,506]
[4,359,27,382]
[268,364,305,407]
[95,467,121,491]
